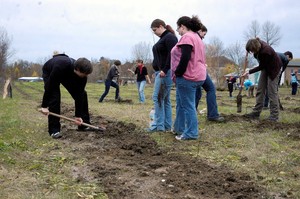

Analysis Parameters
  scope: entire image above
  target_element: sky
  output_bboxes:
[1,0,300,64]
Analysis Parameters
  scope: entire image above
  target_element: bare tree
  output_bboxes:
[206,36,226,87]
[226,41,244,70]
[244,20,260,40]
[244,20,281,47]
[0,27,13,78]
[131,41,152,64]
[261,21,281,47]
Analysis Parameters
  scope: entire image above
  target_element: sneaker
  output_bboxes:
[145,128,163,133]
[175,135,197,141]
[51,132,62,139]
[115,97,122,102]
[243,112,260,119]
[207,116,225,122]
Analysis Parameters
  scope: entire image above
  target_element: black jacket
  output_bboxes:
[42,54,87,117]
[152,30,178,74]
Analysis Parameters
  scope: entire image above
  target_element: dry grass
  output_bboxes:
[0,81,299,198]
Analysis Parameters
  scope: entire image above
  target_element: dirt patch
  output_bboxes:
[55,108,273,199]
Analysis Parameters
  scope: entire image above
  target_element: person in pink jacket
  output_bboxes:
[171,15,206,140]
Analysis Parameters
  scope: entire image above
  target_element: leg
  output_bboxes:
[264,89,269,108]
[195,86,202,110]
[268,75,279,120]
[150,72,165,131]
[99,80,111,102]
[176,77,201,139]
[228,83,233,97]
[173,87,184,134]
[47,88,61,135]
[253,70,268,114]
[162,70,173,130]
[136,81,142,102]
[110,81,120,100]
[139,80,146,103]
[202,74,220,119]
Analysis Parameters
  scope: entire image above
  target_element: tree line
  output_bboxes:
[0,20,281,87]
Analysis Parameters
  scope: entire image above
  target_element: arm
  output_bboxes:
[145,75,151,84]
[161,34,178,75]
[174,44,192,77]
[127,68,135,74]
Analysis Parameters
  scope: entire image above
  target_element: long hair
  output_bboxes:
[176,15,202,32]
[151,19,175,35]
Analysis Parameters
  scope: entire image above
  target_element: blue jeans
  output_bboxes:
[149,70,173,131]
[195,74,220,119]
[99,79,119,102]
[174,77,204,139]
[137,80,146,103]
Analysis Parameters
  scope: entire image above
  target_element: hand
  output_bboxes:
[41,107,49,115]
[241,71,249,77]
[74,117,83,126]
[159,71,166,77]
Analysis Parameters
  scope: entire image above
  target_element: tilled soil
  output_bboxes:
[57,114,275,199]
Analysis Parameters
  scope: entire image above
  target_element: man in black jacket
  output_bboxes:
[41,54,93,139]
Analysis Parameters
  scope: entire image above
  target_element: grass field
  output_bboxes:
[0,81,299,198]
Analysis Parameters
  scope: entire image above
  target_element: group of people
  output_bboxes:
[40,16,294,140]
[148,16,224,141]
[242,39,293,121]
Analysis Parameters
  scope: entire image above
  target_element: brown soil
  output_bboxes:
[54,106,285,199]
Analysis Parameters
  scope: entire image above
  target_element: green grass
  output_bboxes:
[0,81,299,198]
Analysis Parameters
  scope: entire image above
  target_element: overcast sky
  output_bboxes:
[1,0,300,64]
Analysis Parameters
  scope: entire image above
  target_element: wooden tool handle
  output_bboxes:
[238,52,249,95]
[39,109,100,130]
[48,112,100,129]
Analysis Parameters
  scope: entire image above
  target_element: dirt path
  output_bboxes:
[57,111,271,199]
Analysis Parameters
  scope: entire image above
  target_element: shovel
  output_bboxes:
[39,109,105,131]
[237,52,248,113]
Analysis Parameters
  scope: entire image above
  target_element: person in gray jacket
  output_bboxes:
[99,60,122,102]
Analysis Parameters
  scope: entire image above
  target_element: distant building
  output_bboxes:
[284,59,300,85]
[18,77,43,82]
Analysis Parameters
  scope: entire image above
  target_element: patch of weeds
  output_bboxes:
[9,140,28,151]
[28,161,44,171]
[0,140,9,151]
[2,155,16,165]
[50,156,69,166]
[286,153,300,166]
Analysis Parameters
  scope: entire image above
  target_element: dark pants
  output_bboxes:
[291,83,298,95]
[99,79,119,102]
[44,79,90,135]
[228,83,233,97]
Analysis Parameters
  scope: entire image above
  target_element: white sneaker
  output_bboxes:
[51,132,62,139]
